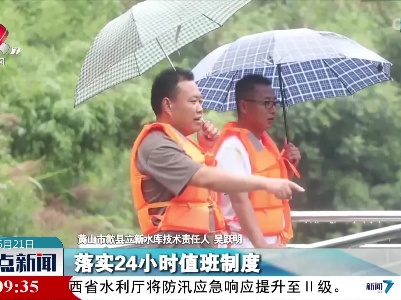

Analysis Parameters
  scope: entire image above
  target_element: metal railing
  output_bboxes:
[291,211,401,223]
[289,224,401,248]
[289,211,401,248]
[78,211,401,248]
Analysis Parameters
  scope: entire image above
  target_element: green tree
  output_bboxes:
[0,113,43,236]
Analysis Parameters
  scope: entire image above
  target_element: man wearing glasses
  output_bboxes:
[213,74,301,248]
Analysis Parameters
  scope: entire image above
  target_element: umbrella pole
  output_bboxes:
[156,38,176,71]
[277,64,289,142]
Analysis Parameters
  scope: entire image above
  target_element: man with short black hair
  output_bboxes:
[131,68,304,248]
[214,74,302,248]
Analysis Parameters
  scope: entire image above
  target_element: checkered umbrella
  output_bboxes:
[193,28,392,139]
[74,0,251,107]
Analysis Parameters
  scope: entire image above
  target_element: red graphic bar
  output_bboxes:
[0,276,79,300]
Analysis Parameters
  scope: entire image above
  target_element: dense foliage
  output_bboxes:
[1,0,400,246]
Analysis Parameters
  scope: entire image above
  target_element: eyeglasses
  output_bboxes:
[243,99,281,109]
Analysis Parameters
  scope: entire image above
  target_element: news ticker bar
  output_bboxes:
[0,276,398,300]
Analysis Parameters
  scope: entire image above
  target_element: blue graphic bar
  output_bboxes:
[64,248,294,277]
[64,248,401,277]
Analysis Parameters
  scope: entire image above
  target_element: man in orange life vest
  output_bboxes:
[130,68,304,248]
[213,74,302,248]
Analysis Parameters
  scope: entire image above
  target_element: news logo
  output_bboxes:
[0,23,21,65]
[0,253,57,273]
[0,23,10,55]
[366,280,394,294]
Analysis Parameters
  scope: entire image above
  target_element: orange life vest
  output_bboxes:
[213,122,301,243]
[131,122,225,236]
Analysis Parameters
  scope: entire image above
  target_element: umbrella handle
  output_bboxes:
[282,103,289,142]
[277,64,290,142]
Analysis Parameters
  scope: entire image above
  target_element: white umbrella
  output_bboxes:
[74,0,251,106]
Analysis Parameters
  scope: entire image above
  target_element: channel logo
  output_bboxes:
[0,23,20,55]
[0,23,21,65]
[0,23,10,54]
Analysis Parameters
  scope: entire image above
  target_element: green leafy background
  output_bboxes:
[1,0,400,246]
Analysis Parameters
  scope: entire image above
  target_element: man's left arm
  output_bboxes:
[283,142,301,179]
